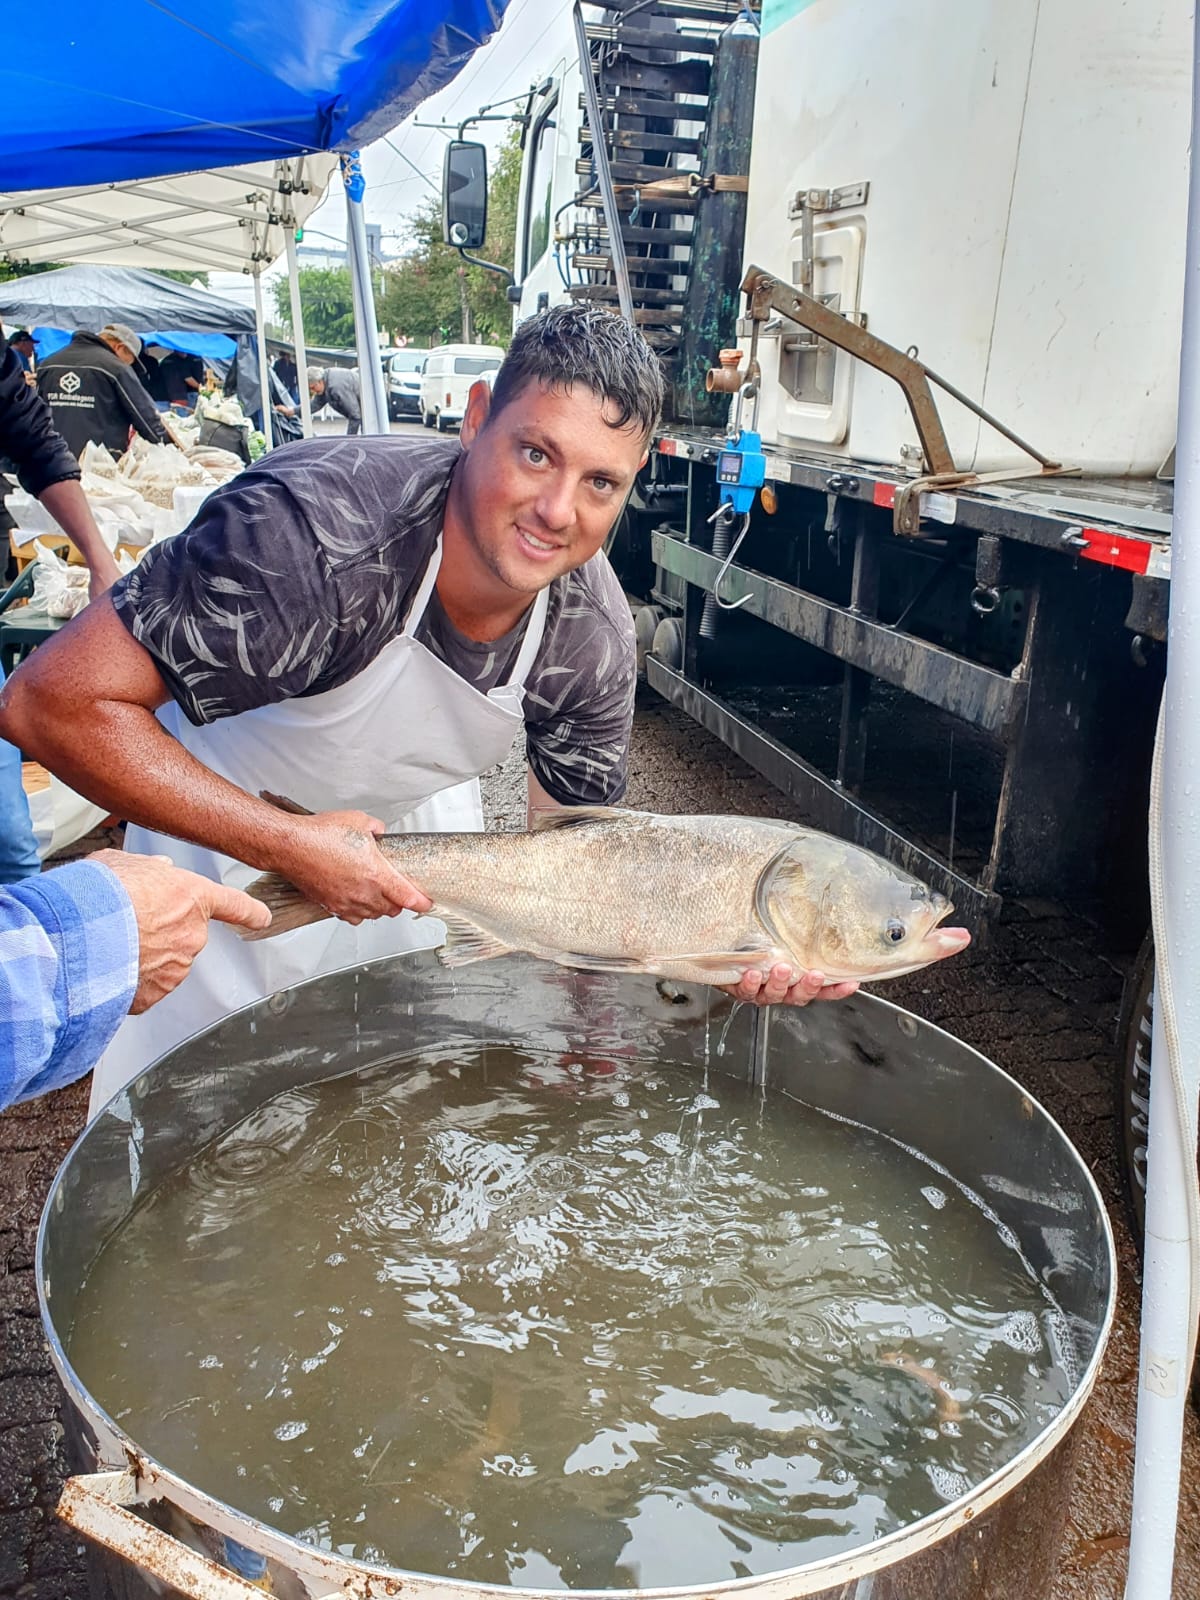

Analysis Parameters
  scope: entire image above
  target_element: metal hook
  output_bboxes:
[712,509,753,611]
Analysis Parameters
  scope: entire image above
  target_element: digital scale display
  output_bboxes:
[717,450,744,484]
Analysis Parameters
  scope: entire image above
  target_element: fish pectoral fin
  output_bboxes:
[239,872,329,939]
[530,804,629,834]
[560,952,649,972]
[666,950,779,974]
[259,790,316,817]
[558,949,777,976]
[435,910,515,968]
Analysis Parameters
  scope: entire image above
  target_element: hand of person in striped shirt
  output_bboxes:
[0,852,269,1111]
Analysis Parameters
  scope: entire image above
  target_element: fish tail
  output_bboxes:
[239,871,329,940]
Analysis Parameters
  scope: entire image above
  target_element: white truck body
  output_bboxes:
[740,0,1190,474]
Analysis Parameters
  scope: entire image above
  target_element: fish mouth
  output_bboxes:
[922,925,972,960]
[922,894,971,961]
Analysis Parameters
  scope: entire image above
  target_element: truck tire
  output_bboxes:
[421,408,434,429]
[435,411,447,432]
[1115,932,1154,1250]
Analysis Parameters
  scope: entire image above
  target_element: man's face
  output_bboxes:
[309,379,324,397]
[451,378,648,601]
[13,339,32,360]
[104,338,135,366]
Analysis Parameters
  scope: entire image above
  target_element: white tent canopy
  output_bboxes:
[0,155,337,277]
[0,153,342,443]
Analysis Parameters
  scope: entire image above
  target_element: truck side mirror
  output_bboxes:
[443,141,488,251]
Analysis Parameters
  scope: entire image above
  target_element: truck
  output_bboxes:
[442,0,1190,1242]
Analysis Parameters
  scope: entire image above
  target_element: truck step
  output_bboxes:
[567,283,687,306]
[586,92,711,123]
[604,0,746,20]
[582,126,703,157]
[585,22,720,53]
[598,58,712,96]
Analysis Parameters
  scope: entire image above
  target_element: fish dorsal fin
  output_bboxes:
[259,790,316,816]
[435,909,515,968]
[530,804,629,833]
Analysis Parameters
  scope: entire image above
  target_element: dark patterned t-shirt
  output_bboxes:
[111,435,637,806]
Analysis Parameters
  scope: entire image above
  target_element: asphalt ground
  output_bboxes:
[1,453,1197,1595]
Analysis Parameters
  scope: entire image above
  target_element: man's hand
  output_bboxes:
[721,963,860,1008]
[92,849,272,1013]
[273,810,433,925]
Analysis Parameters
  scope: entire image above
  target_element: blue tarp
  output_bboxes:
[0,0,508,191]
[0,265,255,336]
[32,328,237,362]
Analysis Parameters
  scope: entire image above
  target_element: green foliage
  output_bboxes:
[272,266,356,348]
[0,259,65,282]
[377,128,523,350]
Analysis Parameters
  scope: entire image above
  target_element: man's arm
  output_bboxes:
[0,346,81,497]
[0,347,121,594]
[36,480,121,596]
[113,364,168,444]
[0,851,271,1111]
[0,598,431,923]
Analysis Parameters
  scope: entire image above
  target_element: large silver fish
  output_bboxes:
[242,807,970,986]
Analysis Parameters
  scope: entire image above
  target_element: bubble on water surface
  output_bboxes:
[927,1464,970,1502]
[921,1186,947,1210]
[274,1421,308,1441]
[999,1310,1043,1354]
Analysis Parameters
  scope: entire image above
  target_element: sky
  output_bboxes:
[211,0,577,310]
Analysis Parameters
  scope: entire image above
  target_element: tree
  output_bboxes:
[376,127,523,349]
[272,266,356,348]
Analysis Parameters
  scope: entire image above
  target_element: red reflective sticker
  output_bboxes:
[1076,529,1152,575]
[873,482,896,509]
[658,438,678,456]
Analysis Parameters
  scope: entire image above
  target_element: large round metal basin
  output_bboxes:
[38,951,1115,1600]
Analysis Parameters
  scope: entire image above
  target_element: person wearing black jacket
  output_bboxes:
[0,343,120,881]
[37,323,167,459]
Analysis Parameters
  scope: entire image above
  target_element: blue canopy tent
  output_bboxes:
[0,1,508,190]
[0,0,511,435]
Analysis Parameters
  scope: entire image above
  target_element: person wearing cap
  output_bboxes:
[37,322,167,459]
[7,330,35,374]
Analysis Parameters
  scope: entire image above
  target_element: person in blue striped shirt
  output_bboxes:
[1,850,269,1111]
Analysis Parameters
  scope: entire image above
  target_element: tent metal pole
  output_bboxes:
[1124,7,1200,1596]
[252,268,274,453]
[342,151,389,434]
[284,226,314,437]
[345,216,380,435]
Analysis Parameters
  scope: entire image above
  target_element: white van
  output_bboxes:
[419,343,504,431]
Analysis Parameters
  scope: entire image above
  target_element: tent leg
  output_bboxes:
[252,269,273,453]
[342,152,389,435]
[1125,7,1200,1597]
[284,226,313,438]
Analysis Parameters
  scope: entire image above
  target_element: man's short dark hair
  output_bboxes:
[488,304,664,440]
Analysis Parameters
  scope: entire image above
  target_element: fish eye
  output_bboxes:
[885,918,907,944]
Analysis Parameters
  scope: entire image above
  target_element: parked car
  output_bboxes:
[385,349,426,420]
[418,343,504,431]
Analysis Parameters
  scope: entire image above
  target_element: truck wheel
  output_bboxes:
[651,616,684,671]
[421,408,434,429]
[633,606,663,674]
[1115,932,1154,1249]
[435,411,447,433]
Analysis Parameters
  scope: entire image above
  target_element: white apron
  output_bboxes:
[90,537,549,1116]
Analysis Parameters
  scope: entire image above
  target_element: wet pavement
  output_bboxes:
[1,692,1197,1597]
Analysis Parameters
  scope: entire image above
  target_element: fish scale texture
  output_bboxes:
[381,812,796,980]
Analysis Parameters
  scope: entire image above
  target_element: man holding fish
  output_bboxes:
[0,306,966,1112]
